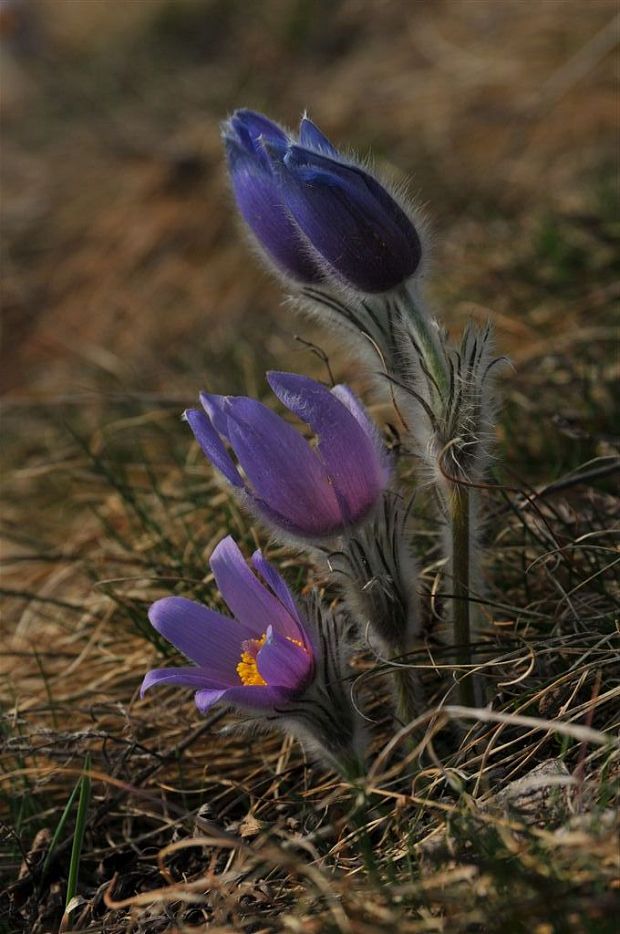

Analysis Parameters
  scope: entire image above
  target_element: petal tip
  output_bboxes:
[147,597,178,633]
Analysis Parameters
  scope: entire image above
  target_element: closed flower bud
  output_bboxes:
[223,109,422,294]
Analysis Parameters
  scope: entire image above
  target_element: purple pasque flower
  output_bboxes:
[141,535,314,713]
[185,371,391,542]
[141,536,368,775]
[222,108,422,293]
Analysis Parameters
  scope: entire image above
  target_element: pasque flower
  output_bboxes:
[223,109,422,293]
[141,535,314,712]
[141,535,367,775]
[185,371,390,541]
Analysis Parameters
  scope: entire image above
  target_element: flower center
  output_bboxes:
[236,633,306,687]
[237,633,268,686]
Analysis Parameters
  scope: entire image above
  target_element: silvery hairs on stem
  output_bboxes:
[271,592,369,779]
[326,491,421,659]
[322,488,425,726]
[398,315,504,494]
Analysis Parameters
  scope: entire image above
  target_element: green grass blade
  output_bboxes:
[41,777,81,880]
[65,753,92,911]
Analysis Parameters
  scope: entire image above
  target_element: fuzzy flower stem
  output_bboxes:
[347,787,381,882]
[393,661,420,728]
[326,494,423,726]
[450,485,476,707]
[337,752,368,783]
[399,281,449,402]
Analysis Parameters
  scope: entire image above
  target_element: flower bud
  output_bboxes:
[223,109,422,294]
[185,372,390,542]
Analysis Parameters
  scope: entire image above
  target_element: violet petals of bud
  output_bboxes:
[222,111,323,284]
[222,108,422,293]
[185,373,390,541]
[274,144,422,293]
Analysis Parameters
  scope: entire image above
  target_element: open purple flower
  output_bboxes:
[141,535,368,775]
[185,371,391,541]
[141,535,314,713]
[223,109,422,293]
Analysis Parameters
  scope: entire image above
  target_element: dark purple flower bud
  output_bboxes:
[185,372,390,542]
[222,109,422,293]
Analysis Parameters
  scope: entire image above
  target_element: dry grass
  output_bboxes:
[1,1,619,931]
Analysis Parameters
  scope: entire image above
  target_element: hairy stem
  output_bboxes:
[393,663,421,727]
[400,282,449,400]
[450,485,476,707]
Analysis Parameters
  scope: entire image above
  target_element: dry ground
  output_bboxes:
[1,1,619,931]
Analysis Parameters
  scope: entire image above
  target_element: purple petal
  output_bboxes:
[330,384,392,476]
[267,372,387,522]
[199,392,233,438]
[243,494,346,540]
[148,596,257,676]
[185,408,243,488]
[250,550,312,648]
[250,550,303,632]
[298,116,339,156]
[330,384,381,443]
[194,688,228,713]
[209,536,303,640]
[276,146,421,292]
[228,109,289,162]
[224,397,342,531]
[286,144,416,242]
[257,627,313,691]
[141,666,232,696]
[195,684,289,713]
[224,141,323,283]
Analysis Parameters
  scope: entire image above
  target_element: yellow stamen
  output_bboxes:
[236,632,309,687]
[237,633,267,686]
